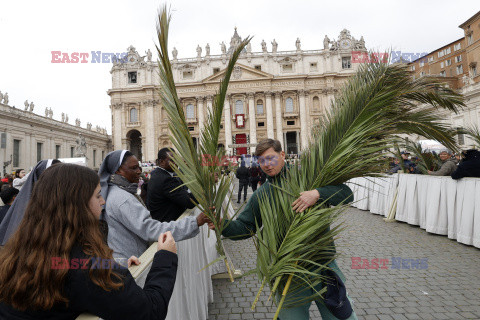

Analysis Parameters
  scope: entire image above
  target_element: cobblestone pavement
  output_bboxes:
[208,180,480,320]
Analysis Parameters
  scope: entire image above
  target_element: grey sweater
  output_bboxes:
[429,159,457,176]
[105,185,200,261]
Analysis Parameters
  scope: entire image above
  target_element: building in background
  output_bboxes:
[109,28,368,161]
[0,100,111,174]
[409,10,480,148]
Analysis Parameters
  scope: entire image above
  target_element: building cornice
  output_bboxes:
[0,104,110,142]
[459,10,480,29]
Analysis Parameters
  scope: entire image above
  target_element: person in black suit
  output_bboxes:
[236,161,250,203]
[249,163,261,192]
[451,149,480,179]
[146,148,197,222]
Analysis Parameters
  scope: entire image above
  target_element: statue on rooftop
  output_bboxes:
[271,39,278,53]
[261,40,267,53]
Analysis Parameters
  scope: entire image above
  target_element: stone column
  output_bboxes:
[112,103,123,150]
[63,140,68,160]
[265,92,274,139]
[31,135,36,164]
[145,100,155,162]
[49,136,55,159]
[326,89,335,112]
[141,137,147,162]
[121,138,129,150]
[321,90,329,113]
[299,90,308,151]
[4,130,11,171]
[247,93,257,154]
[24,134,31,168]
[274,92,283,148]
[197,96,205,133]
[224,96,233,154]
[206,95,213,118]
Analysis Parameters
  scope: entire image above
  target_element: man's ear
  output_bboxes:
[280,151,286,160]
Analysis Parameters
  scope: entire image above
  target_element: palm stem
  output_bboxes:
[273,273,294,320]
[251,276,267,310]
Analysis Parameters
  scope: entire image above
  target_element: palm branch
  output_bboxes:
[155,5,251,282]
[252,61,464,318]
[463,125,480,148]
[404,140,441,173]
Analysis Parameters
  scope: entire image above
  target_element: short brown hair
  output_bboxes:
[255,139,282,156]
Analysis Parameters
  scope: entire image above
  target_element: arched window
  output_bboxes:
[313,96,320,110]
[186,104,195,119]
[285,97,294,113]
[130,108,138,122]
[256,99,264,115]
[235,100,244,114]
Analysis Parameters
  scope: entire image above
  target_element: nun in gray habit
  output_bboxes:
[99,150,204,261]
[0,159,58,245]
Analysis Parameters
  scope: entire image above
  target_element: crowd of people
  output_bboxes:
[0,139,478,319]
[388,149,480,179]
[0,139,358,319]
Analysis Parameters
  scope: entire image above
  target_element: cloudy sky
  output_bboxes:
[0,0,478,133]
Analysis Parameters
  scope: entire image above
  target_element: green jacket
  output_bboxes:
[222,168,354,240]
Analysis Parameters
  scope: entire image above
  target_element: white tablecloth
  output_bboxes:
[347,175,398,217]
[347,174,480,249]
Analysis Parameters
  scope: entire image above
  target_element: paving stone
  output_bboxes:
[207,187,480,320]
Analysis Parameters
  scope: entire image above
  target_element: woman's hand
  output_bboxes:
[127,256,140,268]
[157,231,177,254]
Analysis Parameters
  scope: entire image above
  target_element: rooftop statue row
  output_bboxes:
[1,91,106,134]
[168,28,366,60]
[118,28,367,65]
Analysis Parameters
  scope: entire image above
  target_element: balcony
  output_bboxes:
[283,112,299,119]
[126,121,140,128]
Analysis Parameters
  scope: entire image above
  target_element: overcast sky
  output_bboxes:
[0,0,478,134]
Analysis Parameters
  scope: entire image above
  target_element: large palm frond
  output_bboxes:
[463,125,480,148]
[303,61,463,189]
[253,61,464,318]
[155,5,251,281]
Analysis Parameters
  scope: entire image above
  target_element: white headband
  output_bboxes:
[118,150,128,169]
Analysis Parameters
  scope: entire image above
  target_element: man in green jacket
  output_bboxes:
[218,139,357,320]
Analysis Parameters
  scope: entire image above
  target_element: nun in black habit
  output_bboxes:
[0,159,60,245]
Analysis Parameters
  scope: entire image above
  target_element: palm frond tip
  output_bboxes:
[155,5,251,282]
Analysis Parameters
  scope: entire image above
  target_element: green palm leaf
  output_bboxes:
[252,60,465,318]
[404,140,441,173]
[462,125,480,148]
[155,5,251,281]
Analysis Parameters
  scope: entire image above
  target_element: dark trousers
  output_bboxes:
[238,182,248,201]
[251,179,258,192]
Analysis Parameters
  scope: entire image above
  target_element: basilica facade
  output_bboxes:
[109,29,367,162]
